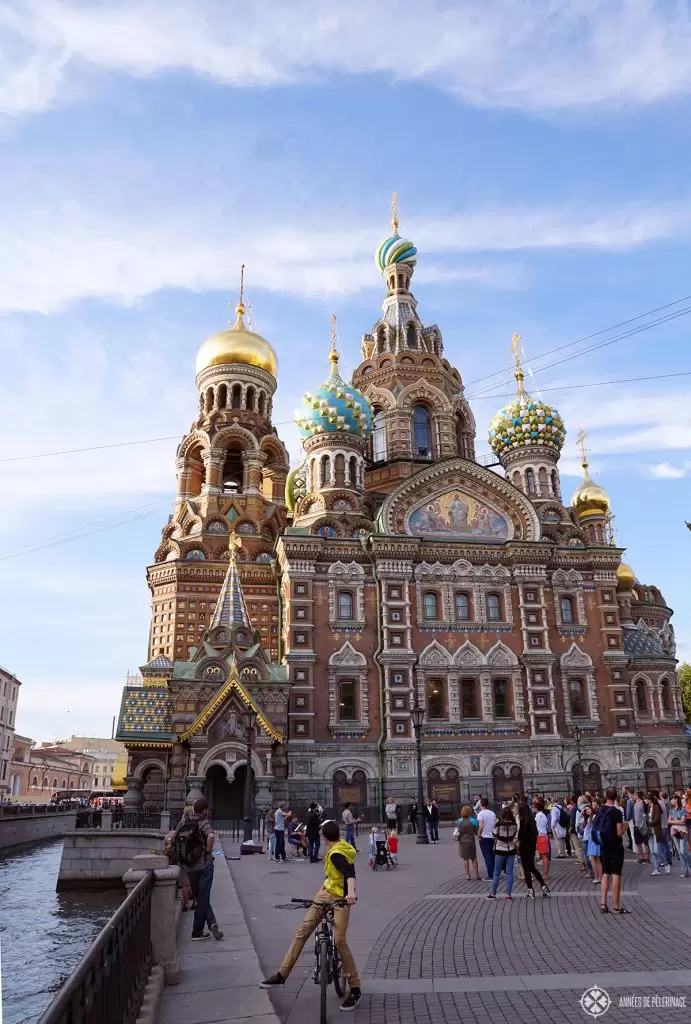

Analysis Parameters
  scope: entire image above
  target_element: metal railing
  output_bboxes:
[74,810,162,831]
[0,803,69,817]
[39,872,153,1024]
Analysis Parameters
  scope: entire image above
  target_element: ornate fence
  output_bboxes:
[38,872,153,1024]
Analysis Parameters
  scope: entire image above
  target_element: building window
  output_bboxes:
[423,592,439,621]
[460,679,477,718]
[524,589,537,603]
[486,593,502,622]
[493,679,510,718]
[372,411,387,463]
[392,672,405,684]
[525,468,536,495]
[569,678,587,717]
[660,679,671,713]
[427,680,444,719]
[455,592,470,621]
[529,634,542,648]
[634,679,647,713]
[338,681,357,720]
[394,722,407,735]
[412,405,432,458]
[338,591,354,621]
[560,596,575,624]
[388,586,401,600]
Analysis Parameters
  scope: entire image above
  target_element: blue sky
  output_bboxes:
[1,0,690,740]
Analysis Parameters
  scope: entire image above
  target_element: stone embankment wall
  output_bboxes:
[0,811,76,850]
[57,829,165,891]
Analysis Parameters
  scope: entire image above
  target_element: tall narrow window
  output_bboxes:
[423,592,439,621]
[427,680,444,719]
[461,679,477,718]
[338,591,354,621]
[525,468,536,495]
[406,323,416,348]
[455,592,470,621]
[372,411,387,462]
[569,678,586,717]
[551,469,559,498]
[320,455,331,485]
[560,596,575,624]
[635,679,647,713]
[231,384,241,409]
[660,679,671,713]
[493,679,510,718]
[413,406,432,458]
[486,593,501,622]
[338,681,356,720]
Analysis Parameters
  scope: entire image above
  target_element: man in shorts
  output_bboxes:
[599,786,630,915]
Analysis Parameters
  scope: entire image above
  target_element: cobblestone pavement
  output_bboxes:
[224,832,691,1024]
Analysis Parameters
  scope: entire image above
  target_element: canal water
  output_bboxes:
[0,840,122,1024]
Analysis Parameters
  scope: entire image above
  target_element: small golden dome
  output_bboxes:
[570,465,610,519]
[616,561,636,591]
[196,303,278,378]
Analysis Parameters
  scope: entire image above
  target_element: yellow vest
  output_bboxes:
[324,839,356,896]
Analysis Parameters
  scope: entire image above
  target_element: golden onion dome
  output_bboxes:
[196,302,278,378]
[570,465,610,519]
[616,561,636,591]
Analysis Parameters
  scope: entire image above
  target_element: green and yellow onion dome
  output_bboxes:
[295,352,373,440]
[488,394,565,459]
[375,233,417,272]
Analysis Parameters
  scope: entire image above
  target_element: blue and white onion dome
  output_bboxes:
[375,232,417,272]
[295,348,373,440]
[488,391,566,458]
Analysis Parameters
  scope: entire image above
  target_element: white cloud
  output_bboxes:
[647,461,691,479]
[3,0,691,117]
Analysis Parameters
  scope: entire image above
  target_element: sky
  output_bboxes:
[1,0,690,741]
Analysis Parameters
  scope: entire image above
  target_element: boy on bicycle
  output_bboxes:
[260,820,362,1012]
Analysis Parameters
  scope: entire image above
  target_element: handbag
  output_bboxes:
[452,826,460,840]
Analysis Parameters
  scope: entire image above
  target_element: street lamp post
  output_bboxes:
[410,705,429,845]
[573,725,585,794]
[242,708,258,843]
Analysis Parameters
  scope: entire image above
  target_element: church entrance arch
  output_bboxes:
[492,765,524,804]
[141,765,166,811]
[332,770,367,814]
[643,758,660,792]
[206,763,254,820]
[426,767,460,818]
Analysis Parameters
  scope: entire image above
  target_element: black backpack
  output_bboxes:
[558,804,570,830]
[173,818,203,868]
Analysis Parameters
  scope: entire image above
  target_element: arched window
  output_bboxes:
[222,448,243,493]
[338,591,354,621]
[257,392,265,416]
[52,777,58,788]
[61,779,66,788]
[455,592,470,621]
[460,679,477,718]
[413,406,432,458]
[643,758,660,792]
[338,681,356,720]
[512,470,521,488]
[231,384,241,409]
[493,679,510,718]
[525,468,536,495]
[205,387,214,412]
[660,678,671,713]
[372,411,387,463]
[349,455,358,487]
[634,679,648,713]
[406,323,416,348]
[427,680,444,719]
[320,455,331,485]
[538,467,548,495]
[560,596,575,624]
[486,593,501,622]
[334,453,345,487]
[217,384,227,408]
[672,756,683,790]
[569,678,586,717]
[551,470,560,498]
[423,592,439,621]
[32,776,38,787]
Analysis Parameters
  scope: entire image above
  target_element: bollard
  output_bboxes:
[123,854,179,985]
[159,810,171,833]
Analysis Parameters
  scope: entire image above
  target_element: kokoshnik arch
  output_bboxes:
[116,203,688,816]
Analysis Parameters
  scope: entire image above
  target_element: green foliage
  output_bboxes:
[679,663,691,722]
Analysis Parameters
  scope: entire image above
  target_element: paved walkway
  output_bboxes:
[158,840,279,1024]
[224,831,691,1023]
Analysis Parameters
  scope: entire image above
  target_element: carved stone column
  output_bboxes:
[202,449,224,492]
[242,450,267,494]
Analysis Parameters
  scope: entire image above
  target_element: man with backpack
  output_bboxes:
[593,787,629,915]
[550,798,569,858]
[174,797,223,941]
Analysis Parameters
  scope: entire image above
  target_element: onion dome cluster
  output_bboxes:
[375,233,417,272]
[295,352,373,440]
[488,394,565,459]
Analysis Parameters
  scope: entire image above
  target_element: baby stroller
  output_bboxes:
[372,839,392,871]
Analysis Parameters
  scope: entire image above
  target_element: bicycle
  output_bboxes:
[290,896,349,1023]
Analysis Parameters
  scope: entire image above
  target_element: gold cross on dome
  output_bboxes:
[229,532,242,564]
[577,427,588,467]
[510,332,525,394]
[390,191,399,235]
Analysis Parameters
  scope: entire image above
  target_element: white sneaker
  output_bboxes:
[664,865,671,874]
[651,870,661,876]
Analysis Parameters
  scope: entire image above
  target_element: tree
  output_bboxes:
[679,663,691,722]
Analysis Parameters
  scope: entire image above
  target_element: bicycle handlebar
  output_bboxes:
[290,897,350,908]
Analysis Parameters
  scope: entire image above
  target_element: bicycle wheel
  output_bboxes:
[319,935,330,1024]
[332,946,348,998]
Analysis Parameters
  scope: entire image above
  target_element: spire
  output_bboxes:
[328,312,339,368]
[577,426,591,478]
[390,191,399,235]
[229,264,247,330]
[511,331,526,396]
[210,534,251,630]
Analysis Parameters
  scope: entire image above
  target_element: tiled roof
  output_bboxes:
[622,627,664,659]
[115,686,174,744]
[210,557,250,630]
[143,653,174,669]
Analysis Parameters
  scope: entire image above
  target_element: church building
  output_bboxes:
[116,206,688,818]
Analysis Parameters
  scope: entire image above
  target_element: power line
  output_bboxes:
[0,506,162,562]
[463,292,691,390]
[466,369,691,402]
[0,435,181,463]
